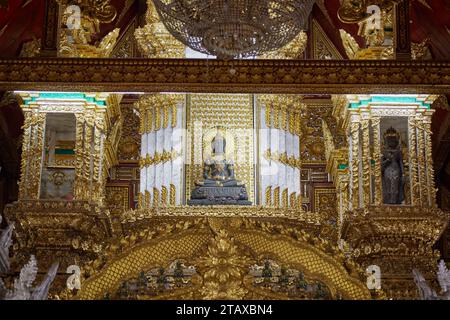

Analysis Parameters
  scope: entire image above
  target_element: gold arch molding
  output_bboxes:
[72,217,371,300]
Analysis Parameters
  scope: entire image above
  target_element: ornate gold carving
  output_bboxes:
[314,188,338,242]
[273,187,280,208]
[4,199,112,251]
[273,105,280,129]
[361,118,371,205]
[70,217,371,300]
[371,118,383,205]
[161,186,168,207]
[118,101,140,161]
[106,185,130,214]
[138,192,143,209]
[265,103,272,128]
[145,190,150,208]
[312,20,343,60]
[146,106,153,133]
[300,101,347,164]
[171,104,177,128]
[134,0,185,58]
[139,151,178,169]
[162,103,169,129]
[58,0,118,58]
[154,105,161,131]
[416,115,428,207]
[265,186,272,207]
[259,32,307,59]
[20,38,41,57]
[17,111,47,199]
[339,29,360,59]
[196,228,252,299]
[423,112,436,207]
[408,117,420,206]
[121,207,322,224]
[111,18,139,59]
[337,0,397,23]
[282,189,289,208]
[58,0,117,24]
[152,188,160,207]
[350,122,360,209]
[169,184,176,207]
[138,103,145,135]
[264,151,301,170]
[1,59,448,94]
[290,192,297,209]
[342,205,449,299]
[281,106,287,131]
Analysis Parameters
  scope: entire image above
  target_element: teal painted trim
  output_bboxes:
[24,92,106,106]
[349,96,430,109]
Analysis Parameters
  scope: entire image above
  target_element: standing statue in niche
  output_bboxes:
[188,126,251,205]
[381,127,404,204]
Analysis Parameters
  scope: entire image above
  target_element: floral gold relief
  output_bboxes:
[68,217,371,300]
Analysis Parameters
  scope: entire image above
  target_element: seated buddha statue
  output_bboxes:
[195,127,243,187]
[189,127,251,205]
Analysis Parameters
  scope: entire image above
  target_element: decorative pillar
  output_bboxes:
[5,91,120,274]
[257,95,302,209]
[408,116,420,205]
[416,113,428,207]
[360,115,371,205]
[337,94,447,299]
[371,117,382,205]
[137,94,184,208]
[73,113,86,199]
[18,108,46,199]
[349,120,361,209]
[423,110,436,207]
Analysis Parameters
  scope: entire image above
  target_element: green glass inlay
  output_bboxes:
[338,164,348,170]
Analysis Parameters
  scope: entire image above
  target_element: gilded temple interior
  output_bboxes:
[0,0,449,301]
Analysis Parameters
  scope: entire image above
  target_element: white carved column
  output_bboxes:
[259,103,271,206]
[171,99,184,205]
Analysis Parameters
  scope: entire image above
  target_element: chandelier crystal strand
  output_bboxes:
[152,0,316,59]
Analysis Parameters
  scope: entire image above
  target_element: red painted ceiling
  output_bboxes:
[0,0,136,57]
[0,0,449,58]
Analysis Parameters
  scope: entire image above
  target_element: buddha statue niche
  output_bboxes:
[381,127,404,204]
[188,127,251,205]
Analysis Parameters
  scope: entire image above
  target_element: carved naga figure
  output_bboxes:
[413,260,450,300]
[0,216,59,300]
[1,255,59,300]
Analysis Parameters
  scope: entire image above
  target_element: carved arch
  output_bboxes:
[72,217,371,300]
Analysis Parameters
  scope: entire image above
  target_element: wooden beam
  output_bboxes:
[0,58,448,94]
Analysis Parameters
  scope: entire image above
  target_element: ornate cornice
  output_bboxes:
[0,58,448,94]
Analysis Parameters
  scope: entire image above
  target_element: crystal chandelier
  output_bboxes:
[152,0,316,59]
